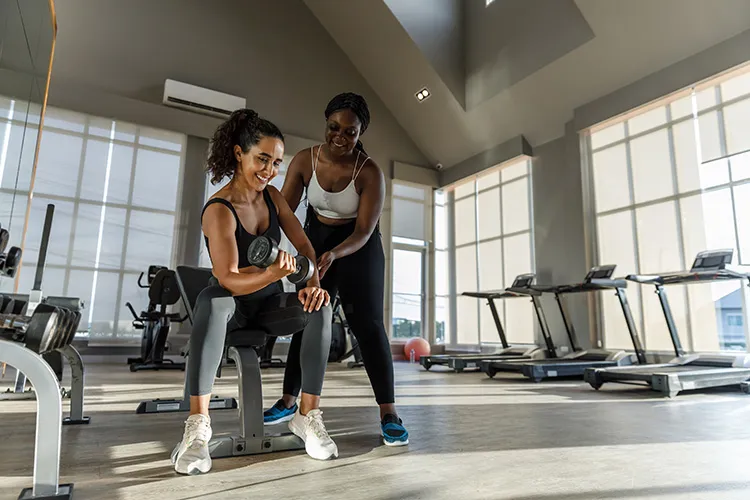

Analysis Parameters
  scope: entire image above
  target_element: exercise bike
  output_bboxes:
[126,265,187,372]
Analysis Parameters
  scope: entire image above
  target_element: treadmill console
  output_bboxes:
[511,273,535,288]
[690,249,733,272]
[583,264,616,283]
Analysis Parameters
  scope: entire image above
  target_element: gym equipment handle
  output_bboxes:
[0,313,32,332]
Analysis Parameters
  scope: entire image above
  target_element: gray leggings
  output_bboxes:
[187,282,331,397]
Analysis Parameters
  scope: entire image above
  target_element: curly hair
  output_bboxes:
[206,108,284,185]
[324,92,370,155]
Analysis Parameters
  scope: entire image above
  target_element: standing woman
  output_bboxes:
[265,93,409,446]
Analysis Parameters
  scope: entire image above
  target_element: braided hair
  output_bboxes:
[206,108,284,185]
[324,92,370,155]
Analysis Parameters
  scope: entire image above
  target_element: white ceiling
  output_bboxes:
[304,0,750,168]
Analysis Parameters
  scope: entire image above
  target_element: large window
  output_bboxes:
[0,99,186,345]
[391,181,431,339]
[442,158,535,347]
[586,66,750,352]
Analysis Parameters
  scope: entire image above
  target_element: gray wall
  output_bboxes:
[383,0,465,108]
[49,0,428,172]
[531,123,590,350]
[464,0,593,109]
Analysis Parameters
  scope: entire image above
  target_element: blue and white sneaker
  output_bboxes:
[381,414,409,446]
[263,399,298,425]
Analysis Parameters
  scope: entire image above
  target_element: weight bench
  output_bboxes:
[174,266,304,459]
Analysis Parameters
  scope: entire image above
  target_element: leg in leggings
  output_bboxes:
[175,284,336,474]
[282,270,339,401]
[335,234,396,409]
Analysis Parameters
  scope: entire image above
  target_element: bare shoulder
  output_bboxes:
[358,158,385,187]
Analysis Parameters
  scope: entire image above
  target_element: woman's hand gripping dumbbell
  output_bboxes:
[247,235,315,284]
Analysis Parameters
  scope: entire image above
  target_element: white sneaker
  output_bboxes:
[288,409,338,460]
[172,414,213,475]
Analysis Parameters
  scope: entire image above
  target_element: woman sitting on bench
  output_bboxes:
[172,109,336,475]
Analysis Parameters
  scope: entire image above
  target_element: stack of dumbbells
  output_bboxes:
[0,225,82,357]
[0,223,22,279]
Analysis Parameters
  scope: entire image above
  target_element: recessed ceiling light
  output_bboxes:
[415,87,431,102]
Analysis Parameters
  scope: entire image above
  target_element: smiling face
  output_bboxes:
[325,109,362,157]
[234,136,284,191]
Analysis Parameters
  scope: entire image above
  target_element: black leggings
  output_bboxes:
[283,212,395,405]
[187,279,332,397]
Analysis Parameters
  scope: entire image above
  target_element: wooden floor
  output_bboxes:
[2,360,750,499]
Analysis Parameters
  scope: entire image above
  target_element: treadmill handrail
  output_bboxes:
[627,268,749,286]
[532,279,627,294]
[462,288,540,299]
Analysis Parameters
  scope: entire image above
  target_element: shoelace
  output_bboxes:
[306,411,331,440]
[184,418,210,445]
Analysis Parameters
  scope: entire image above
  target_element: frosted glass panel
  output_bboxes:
[698,111,722,162]
[34,131,83,198]
[500,161,528,183]
[125,211,175,270]
[455,245,477,294]
[435,250,449,295]
[592,144,630,212]
[503,233,532,288]
[477,171,499,190]
[734,184,750,266]
[477,188,501,239]
[132,149,180,211]
[723,98,750,156]
[680,190,737,264]
[630,129,674,203]
[502,178,530,234]
[434,204,448,249]
[392,198,425,240]
[721,71,750,101]
[478,239,503,291]
[454,197,476,245]
[591,123,625,150]
[457,296,479,345]
[597,211,642,349]
[393,183,427,200]
[730,151,750,181]
[454,180,475,199]
[636,202,681,274]
[504,298,535,344]
[628,106,667,135]
[673,119,728,192]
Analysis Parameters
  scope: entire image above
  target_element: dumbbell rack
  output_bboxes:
[0,204,77,499]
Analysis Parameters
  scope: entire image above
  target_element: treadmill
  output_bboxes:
[420,274,556,372]
[584,249,750,398]
[481,264,646,382]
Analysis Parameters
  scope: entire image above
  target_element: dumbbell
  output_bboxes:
[247,235,314,284]
[0,303,63,354]
[0,246,22,278]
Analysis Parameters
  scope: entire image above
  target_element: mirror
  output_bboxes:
[0,0,56,292]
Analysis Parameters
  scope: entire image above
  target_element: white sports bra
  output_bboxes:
[307,145,369,220]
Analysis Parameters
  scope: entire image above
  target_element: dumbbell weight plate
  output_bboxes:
[0,228,8,255]
[288,255,315,284]
[51,309,74,350]
[63,310,82,347]
[24,303,61,354]
[247,236,279,268]
[0,295,14,314]
[3,247,22,276]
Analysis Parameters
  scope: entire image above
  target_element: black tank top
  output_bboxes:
[201,189,281,269]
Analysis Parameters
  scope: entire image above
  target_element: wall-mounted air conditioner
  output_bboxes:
[162,79,246,118]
